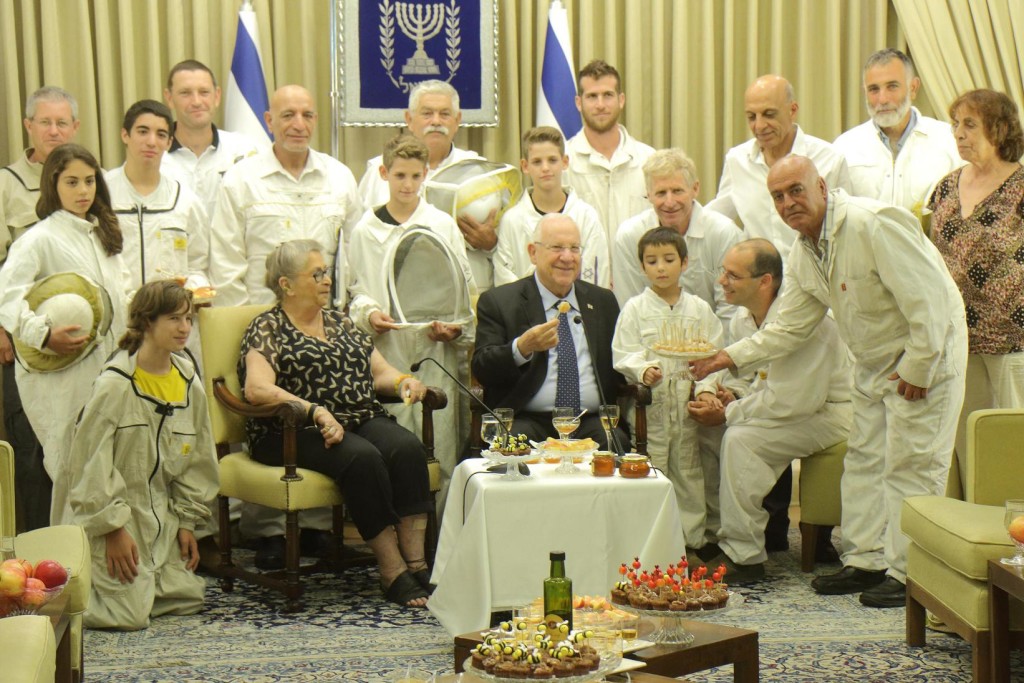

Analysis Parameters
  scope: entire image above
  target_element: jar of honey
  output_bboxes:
[619,454,651,478]
[591,452,615,477]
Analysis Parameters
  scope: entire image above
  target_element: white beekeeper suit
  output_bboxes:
[833,108,962,220]
[359,146,498,292]
[707,126,851,254]
[613,288,723,549]
[161,125,261,219]
[0,151,43,263]
[106,168,211,291]
[0,210,127,523]
[717,299,852,566]
[725,189,967,581]
[66,350,218,630]
[209,147,362,307]
[346,200,477,510]
[494,189,609,288]
[565,125,654,246]
[612,204,741,327]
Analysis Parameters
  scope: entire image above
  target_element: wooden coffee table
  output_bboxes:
[987,558,1024,682]
[39,589,72,683]
[454,619,758,682]
[438,673,693,682]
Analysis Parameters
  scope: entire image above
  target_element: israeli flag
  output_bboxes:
[536,0,580,139]
[225,1,272,146]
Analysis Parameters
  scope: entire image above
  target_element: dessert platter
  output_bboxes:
[610,556,742,645]
[465,621,622,682]
[483,433,535,480]
[646,318,718,361]
[532,437,598,465]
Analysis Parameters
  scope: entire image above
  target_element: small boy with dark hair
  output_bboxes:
[612,227,724,554]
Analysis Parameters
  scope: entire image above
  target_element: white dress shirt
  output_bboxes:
[209,148,362,307]
[706,125,851,254]
[494,189,609,287]
[833,108,962,219]
[565,125,654,247]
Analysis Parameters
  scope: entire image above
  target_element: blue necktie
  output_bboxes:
[554,302,581,413]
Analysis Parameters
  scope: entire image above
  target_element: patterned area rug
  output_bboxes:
[83,537,1018,682]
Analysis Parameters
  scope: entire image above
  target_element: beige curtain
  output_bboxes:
[2,0,915,201]
[893,0,1024,118]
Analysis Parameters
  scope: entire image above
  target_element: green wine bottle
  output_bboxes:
[543,550,573,633]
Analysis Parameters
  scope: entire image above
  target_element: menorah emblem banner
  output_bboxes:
[337,0,498,126]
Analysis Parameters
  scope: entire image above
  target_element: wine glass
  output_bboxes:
[551,407,579,441]
[599,404,619,452]
[1001,499,1024,566]
[481,415,501,454]
[551,407,581,474]
[494,408,514,436]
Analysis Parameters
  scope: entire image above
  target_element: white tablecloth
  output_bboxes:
[428,460,685,636]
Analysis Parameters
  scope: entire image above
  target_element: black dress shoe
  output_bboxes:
[815,540,841,564]
[859,576,906,608]
[705,552,765,585]
[254,535,286,570]
[764,535,790,552]
[811,566,886,595]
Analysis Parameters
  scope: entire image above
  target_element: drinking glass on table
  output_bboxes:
[552,407,581,473]
[599,404,619,451]
[0,535,14,562]
[481,414,501,452]
[551,407,580,441]
[1001,499,1024,566]
[494,408,514,435]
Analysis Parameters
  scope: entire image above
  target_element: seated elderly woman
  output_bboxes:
[239,239,433,608]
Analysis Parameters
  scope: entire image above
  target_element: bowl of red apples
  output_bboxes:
[0,558,69,617]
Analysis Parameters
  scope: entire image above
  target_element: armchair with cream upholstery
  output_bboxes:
[0,615,56,683]
[798,441,846,572]
[903,409,1024,682]
[197,305,445,611]
[1,441,90,683]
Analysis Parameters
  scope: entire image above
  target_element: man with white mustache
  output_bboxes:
[833,49,961,225]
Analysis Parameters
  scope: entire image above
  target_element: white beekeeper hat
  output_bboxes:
[14,272,113,373]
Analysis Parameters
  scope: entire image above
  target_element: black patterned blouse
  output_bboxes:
[929,165,1024,354]
[238,306,388,446]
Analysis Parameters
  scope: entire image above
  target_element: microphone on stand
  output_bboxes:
[409,356,529,475]
[572,314,627,458]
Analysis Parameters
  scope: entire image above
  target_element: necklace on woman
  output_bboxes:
[286,309,326,340]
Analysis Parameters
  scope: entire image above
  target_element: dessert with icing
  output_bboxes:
[610,555,730,611]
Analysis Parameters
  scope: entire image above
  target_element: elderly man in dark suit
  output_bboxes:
[472,214,627,447]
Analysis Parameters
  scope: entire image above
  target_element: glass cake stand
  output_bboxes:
[461,653,620,683]
[481,450,533,481]
[617,593,744,645]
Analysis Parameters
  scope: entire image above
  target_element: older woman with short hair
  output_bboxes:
[928,88,1024,491]
[239,239,432,607]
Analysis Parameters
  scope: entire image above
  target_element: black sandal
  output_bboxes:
[411,568,435,594]
[382,570,429,607]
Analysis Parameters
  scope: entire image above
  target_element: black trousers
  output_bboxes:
[3,360,49,532]
[251,416,431,542]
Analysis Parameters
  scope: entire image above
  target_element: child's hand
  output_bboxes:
[178,529,200,571]
[695,391,723,409]
[643,367,663,386]
[105,527,139,584]
[687,399,726,426]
